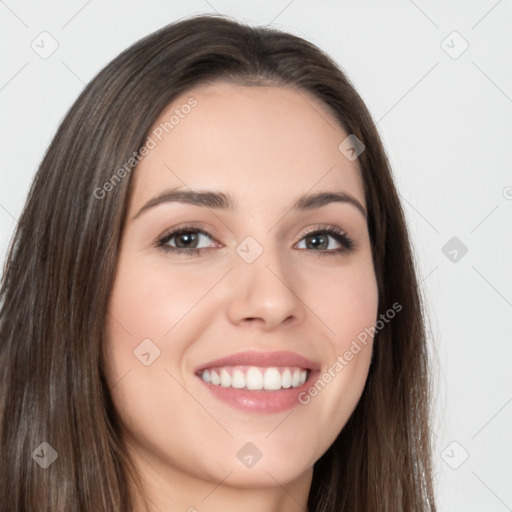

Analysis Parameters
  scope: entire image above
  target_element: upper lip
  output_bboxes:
[194,350,321,374]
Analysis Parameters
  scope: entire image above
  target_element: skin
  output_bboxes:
[103,82,379,512]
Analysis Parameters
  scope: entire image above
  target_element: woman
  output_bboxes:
[0,13,436,512]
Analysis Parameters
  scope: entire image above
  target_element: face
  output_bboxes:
[103,82,379,497]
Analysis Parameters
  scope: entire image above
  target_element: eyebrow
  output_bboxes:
[131,187,367,220]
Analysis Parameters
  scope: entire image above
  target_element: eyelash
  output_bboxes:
[155,224,355,257]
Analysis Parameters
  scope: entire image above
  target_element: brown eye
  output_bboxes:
[295,226,355,255]
[157,228,217,255]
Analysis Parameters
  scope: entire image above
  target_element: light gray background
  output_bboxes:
[1,1,511,510]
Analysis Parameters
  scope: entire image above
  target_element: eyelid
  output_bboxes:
[158,221,220,241]
[300,224,349,239]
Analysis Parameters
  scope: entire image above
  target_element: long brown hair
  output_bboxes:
[0,13,436,511]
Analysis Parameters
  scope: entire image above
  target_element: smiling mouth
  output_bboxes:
[196,365,310,391]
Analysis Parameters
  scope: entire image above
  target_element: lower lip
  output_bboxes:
[196,370,319,413]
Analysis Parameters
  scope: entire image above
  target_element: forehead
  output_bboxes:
[130,82,365,211]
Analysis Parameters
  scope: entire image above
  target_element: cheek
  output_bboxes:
[309,259,379,344]
[106,256,217,340]
[298,261,378,427]
[101,257,213,475]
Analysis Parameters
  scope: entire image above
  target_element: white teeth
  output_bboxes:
[220,369,231,387]
[200,365,309,391]
[231,369,246,388]
[281,368,292,388]
[263,367,282,390]
[246,367,263,390]
[210,370,220,385]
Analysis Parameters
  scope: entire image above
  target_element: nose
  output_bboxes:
[226,246,304,331]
